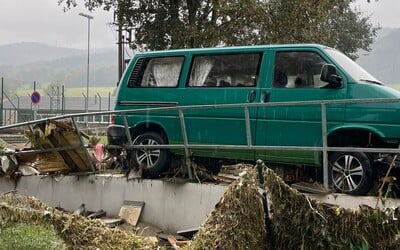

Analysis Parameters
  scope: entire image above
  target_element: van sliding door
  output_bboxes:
[178,52,264,160]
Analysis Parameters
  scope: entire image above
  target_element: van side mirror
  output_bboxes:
[320,64,342,88]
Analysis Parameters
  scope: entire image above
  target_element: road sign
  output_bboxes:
[31,91,41,104]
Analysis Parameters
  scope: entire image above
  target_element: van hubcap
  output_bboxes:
[332,155,364,192]
[136,139,160,168]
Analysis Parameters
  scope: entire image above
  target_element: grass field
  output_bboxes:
[16,87,117,97]
[15,83,400,97]
[0,222,68,249]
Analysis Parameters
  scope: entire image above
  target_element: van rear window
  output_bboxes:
[188,53,261,87]
[128,56,184,88]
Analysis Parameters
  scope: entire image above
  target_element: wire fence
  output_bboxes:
[0,77,115,126]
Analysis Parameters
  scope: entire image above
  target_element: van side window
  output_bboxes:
[273,51,328,88]
[188,53,261,87]
[128,56,184,88]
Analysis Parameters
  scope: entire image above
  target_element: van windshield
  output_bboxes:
[324,47,382,85]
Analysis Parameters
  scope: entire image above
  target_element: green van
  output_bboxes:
[107,44,400,195]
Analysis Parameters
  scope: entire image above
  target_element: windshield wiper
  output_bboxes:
[359,79,383,85]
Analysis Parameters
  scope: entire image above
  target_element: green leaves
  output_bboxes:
[58,0,378,62]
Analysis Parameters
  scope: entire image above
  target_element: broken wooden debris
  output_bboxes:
[0,153,18,178]
[27,120,91,173]
[156,232,189,248]
[0,119,97,175]
[118,201,145,226]
[212,173,238,183]
[168,235,191,249]
[291,181,331,195]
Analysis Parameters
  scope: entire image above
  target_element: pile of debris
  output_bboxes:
[0,192,156,249]
[0,119,104,178]
[191,170,267,249]
[191,166,400,249]
[2,164,400,249]
[263,167,400,249]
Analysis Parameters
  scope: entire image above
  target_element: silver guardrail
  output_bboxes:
[1,98,400,187]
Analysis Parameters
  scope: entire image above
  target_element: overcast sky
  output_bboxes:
[0,0,398,49]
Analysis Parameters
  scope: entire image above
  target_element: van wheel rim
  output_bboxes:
[136,139,160,168]
[332,155,364,192]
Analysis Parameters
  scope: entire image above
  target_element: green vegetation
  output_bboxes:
[59,0,378,59]
[0,222,68,249]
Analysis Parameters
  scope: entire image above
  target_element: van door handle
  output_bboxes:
[248,90,256,103]
[263,91,270,102]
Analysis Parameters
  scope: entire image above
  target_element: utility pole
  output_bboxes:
[118,21,123,84]
[115,2,132,85]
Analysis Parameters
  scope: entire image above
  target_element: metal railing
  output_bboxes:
[1,108,112,126]
[2,98,400,188]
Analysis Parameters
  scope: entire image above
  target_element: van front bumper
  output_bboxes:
[107,125,127,145]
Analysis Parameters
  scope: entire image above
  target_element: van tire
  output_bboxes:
[328,152,374,195]
[132,132,171,178]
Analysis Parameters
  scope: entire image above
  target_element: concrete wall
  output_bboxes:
[0,174,228,232]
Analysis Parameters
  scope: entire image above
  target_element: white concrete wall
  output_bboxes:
[0,174,228,232]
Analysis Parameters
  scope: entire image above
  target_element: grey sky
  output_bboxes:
[0,0,398,49]
[0,0,115,49]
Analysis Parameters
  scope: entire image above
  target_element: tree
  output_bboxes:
[58,0,378,58]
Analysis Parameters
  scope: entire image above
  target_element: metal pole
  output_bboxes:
[96,92,101,111]
[79,12,93,127]
[15,94,19,110]
[321,103,329,189]
[108,92,111,111]
[61,85,65,115]
[1,77,3,126]
[71,117,96,172]
[179,109,193,180]
[244,106,252,147]
[15,94,19,123]
[82,92,87,123]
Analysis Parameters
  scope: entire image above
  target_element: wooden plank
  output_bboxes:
[35,120,90,172]
[291,182,331,195]
[49,129,88,171]
[118,201,145,226]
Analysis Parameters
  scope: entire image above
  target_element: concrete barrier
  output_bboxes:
[0,174,228,232]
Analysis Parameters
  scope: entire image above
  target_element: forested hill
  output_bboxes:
[0,42,118,87]
[0,30,399,89]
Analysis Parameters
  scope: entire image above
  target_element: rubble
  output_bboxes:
[0,119,104,178]
[190,169,268,249]
[25,120,91,173]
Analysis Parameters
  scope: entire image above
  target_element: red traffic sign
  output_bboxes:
[31,91,41,104]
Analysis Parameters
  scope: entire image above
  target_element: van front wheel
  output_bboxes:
[132,132,171,178]
[329,152,374,195]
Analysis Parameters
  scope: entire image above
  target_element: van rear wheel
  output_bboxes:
[329,152,374,195]
[132,132,171,178]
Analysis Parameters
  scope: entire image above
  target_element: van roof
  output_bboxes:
[135,43,328,56]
